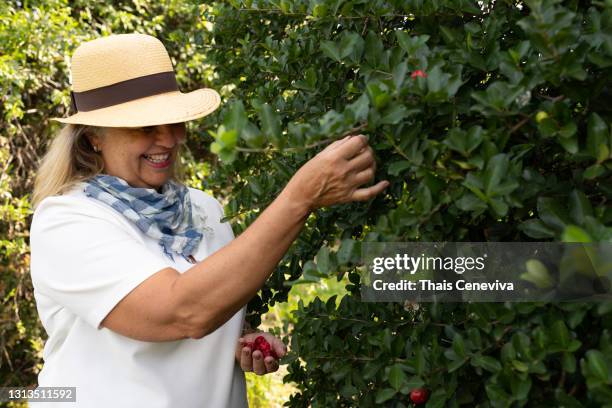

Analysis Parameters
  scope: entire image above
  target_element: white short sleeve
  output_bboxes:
[30,195,173,330]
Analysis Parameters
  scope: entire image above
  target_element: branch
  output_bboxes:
[235,123,368,153]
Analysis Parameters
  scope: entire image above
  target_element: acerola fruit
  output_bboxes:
[245,336,278,359]
[411,70,427,79]
[409,388,428,405]
[535,111,549,123]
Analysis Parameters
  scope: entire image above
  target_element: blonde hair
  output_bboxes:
[31,124,186,210]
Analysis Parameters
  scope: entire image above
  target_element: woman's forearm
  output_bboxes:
[171,184,311,337]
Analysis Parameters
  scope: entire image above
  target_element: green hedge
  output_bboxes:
[203,1,612,406]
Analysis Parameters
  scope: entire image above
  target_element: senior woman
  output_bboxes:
[29,33,388,407]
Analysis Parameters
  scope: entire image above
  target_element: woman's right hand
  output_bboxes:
[286,134,389,212]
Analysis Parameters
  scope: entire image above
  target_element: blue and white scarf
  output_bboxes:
[83,174,209,262]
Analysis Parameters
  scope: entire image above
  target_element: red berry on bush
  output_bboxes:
[409,388,428,405]
[411,70,427,79]
[245,336,278,359]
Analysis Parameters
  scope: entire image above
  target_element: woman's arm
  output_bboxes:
[100,135,388,341]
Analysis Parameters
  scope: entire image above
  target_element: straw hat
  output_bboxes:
[52,33,221,127]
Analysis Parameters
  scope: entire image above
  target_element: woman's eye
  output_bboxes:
[141,126,156,133]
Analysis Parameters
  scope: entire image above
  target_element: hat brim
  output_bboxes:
[51,88,221,127]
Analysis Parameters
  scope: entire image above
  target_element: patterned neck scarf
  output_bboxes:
[83,174,208,262]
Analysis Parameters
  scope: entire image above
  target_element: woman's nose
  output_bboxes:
[155,125,183,147]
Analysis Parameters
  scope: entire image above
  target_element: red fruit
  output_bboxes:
[411,70,427,79]
[409,388,428,405]
[245,336,278,359]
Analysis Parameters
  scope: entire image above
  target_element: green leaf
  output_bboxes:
[388,364,407,391]
[388,160,411,176]
[381,105,409,124]
[392,61,408,91]
[426,65,443,94]
[346,94,369,122]
[551,320,570,348]
[427,389,448,408]
[223,100,247,133]
[365,30,383,63]
[484,154,509,196]
[399,376,425,394]
[562,225,592,242]
[415,348,427,375]
[337,239,356,265]
[538,197,569,231]
[293,67,317,91]
[521,259,554,288]
[559,122,577,139]
[488,197,509,217]
[569,190,593,225]
[444,127,485,157]
[510,375,532,400]
[447,357,467,372]
[210,141,222,154]
[218,127,238,149]
[258,103,282,147]
[396,31,429,55]
[485,383,511,402]
[518,219,556,239]
[463,173,487,201]
[512,360,529,372]
[375,388,396,404]
[563,352,576,373]
[363,361,383,380]
[241,121,265,148]
[366,82,390,110]
[471,354,502,372]
[339,383,358,398]
[587,113,609,160]
[339,31,364,61]
[315,246,331,274]
[583,163,606,179]
[558,135,579,154]
[320,40,342,62]
[456,192,488,212]
[302,260,326,280]
[452,333,466,358]
[585,350,609,382]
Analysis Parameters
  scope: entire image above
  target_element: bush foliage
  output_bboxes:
[2,0,612,406]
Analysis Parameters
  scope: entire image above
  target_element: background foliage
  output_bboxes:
[2,0,612,407]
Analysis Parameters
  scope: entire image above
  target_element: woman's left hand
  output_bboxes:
[235,332,287,375]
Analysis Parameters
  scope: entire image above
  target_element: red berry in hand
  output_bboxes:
[246,336,278,359]
[410,388,428,405]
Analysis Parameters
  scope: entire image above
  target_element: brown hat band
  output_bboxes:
[70,71,179,113]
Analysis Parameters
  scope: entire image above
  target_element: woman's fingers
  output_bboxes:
[252,350,266,375]
[351,166,376,186]
[336,135,369,160]
[349,146,374,172]
[238,333,286,375]
[273,340,288,358]
[350,180,390,202]
[240,346,253,372]
[264,356,279,373]
[240,346,279,375]
[347,146,375,173]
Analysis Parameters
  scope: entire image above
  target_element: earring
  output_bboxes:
[93,145,100,153]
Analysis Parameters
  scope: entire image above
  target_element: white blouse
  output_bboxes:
[29,182,247,407]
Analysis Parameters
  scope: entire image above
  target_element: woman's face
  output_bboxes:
[88,123,186,190]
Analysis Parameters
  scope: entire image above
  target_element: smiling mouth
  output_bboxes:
[142,153,171,163]
[142,153,172,168]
